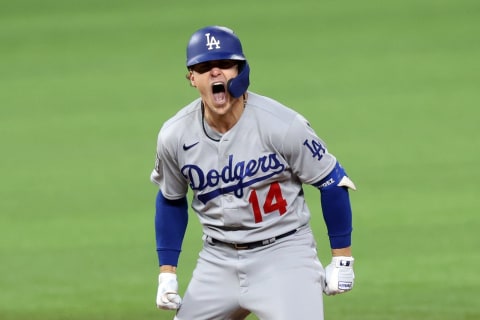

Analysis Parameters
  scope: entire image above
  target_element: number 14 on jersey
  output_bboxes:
[248,182,288,223]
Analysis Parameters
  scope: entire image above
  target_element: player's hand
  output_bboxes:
[156,273,182,310]
[323,256,355,295]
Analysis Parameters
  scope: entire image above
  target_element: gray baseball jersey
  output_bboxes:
[151,91,336,243]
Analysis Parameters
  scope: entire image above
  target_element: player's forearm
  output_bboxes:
[315,161,356,249]
[155,191,188,266]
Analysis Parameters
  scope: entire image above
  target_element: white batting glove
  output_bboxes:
[156,273,182,310]
[324,256,355,295]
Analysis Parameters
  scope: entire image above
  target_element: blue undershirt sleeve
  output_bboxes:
[314,162,353,249]
[155,190,188,266]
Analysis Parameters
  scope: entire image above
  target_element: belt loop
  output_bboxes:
[205,235,215,246]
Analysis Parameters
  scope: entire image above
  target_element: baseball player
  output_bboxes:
[151,25,356,320]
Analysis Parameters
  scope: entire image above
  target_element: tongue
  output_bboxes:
[213,91,226,102]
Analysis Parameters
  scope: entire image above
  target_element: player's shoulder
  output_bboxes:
[246,91,315,142]
[247,92,300,122]
[155,99,202,149]
[160,98,202,133]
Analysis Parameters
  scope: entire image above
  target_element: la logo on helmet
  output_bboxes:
[205,33,221,50]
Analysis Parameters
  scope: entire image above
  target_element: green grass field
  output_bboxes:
[1,0,479,319]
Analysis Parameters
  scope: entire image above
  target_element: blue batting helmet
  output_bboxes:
[186,26,250,98]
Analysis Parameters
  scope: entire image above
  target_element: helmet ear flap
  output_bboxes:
[227,61,250,98]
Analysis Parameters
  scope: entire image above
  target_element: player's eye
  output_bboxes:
[192,63,212,73]
[217,60,237,69]
[191,60,238,74]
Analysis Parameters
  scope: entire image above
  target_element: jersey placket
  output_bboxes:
[217,136,241,228]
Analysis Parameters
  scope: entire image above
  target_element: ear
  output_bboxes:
[188,71,196,87]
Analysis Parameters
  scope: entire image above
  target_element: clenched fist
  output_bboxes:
[324,256,355,295]
[156,273,182,310]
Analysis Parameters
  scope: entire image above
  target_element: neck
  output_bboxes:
[203,94,247,133]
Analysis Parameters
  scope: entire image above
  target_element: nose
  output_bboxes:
[210,67,222,76]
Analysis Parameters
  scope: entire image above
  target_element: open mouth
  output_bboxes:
[212,82,226,102]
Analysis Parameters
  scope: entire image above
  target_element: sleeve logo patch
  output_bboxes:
[303,139,326,161]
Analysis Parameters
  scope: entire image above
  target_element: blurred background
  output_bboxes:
[0,0,479,319]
